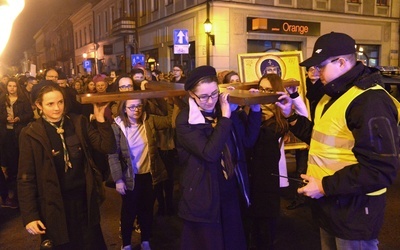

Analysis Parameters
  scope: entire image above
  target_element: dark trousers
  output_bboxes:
[51,196,106,250]
[1,129,19,198]
[154,149,175,215]
[180,176,247,250]
[247,217,277,250]
[121,173,154,246]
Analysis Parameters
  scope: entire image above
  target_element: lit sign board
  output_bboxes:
[247,17,320,36]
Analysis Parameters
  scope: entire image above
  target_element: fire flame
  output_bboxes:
[0,0,25,56]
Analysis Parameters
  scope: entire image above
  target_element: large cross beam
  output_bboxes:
[76,80,297,105]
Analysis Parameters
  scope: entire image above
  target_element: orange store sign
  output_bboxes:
[248,17,320,36]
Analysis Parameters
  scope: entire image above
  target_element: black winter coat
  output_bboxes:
[17,114,116,246]
[176,106,261,223]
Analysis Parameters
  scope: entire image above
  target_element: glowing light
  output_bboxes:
[0,0,25,56]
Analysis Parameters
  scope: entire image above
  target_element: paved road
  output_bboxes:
[1,156,400,249]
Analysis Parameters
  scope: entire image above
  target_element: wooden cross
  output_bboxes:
[76,80,298,105]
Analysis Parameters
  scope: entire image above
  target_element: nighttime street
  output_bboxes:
[1,155,400,250]
[0,1,400,250]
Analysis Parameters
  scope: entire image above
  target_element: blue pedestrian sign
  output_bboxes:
[131,54,145,67]
[174,29,189,45]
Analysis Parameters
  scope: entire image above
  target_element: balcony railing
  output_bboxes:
[112,17,136,36]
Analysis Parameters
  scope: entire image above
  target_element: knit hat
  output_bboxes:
[93,74,107,84]
[184,66,217,91]
[300,32,356,68]
[31,80,59,104]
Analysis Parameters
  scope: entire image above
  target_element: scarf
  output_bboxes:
[43,116,72,172]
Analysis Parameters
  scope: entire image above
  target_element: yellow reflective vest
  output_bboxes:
[308,85,400,196]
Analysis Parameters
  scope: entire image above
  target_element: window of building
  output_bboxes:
[376,0,388,5]
[75,32,78,49]
[84,27,87,45]
[165,0,173,6]
[168,41,196,75]
[130,0,137,19]
[314,0,330,10]
[274,0,295,7]
[119,1,123,18]
[346,0,362,13]
[89,24,92,43]
[105,11,109,33]
[356,44,380,67]
[247,40,301,53]
[140,0,147,17]
[98,15,102,37]
[152,0,159,12]
[79,30,82,48]
[111,6,115,21]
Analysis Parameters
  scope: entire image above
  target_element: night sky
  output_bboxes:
[1,0,89,65]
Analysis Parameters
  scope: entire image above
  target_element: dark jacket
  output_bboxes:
[17,114,116,246]
[0,94,33,140]
[247,121,282,218]
[290,62,400,240]
[176,106,261,223]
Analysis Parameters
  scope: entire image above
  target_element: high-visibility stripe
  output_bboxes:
[308,85,400,197]
[312,130,354,149]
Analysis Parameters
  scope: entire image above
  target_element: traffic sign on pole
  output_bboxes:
[173,29,190,54]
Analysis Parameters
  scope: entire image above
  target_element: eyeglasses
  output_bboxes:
[173,69,181,72]
[119,84,133,90]
[258,87,274,93]
[126,104,143,111]
[192,89,219,102]
[47,75,58,79]
[315,58,340,71]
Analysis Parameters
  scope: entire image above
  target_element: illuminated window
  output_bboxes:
[347,0,361,3]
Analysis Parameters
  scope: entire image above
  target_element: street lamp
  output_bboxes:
[203,18,215,46]
[83,53,87,59]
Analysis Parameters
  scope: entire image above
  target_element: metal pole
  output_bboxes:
[206,0,210,65]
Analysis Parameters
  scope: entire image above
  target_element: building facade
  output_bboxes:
[33,0,399,77]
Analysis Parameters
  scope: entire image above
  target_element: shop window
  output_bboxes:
[247,40,301,53]
[169,41,195,77]
[356,44,380,67]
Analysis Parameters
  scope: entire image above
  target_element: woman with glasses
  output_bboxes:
[108,98,170,250]
[171,65,186,83]
[175,65,261,250]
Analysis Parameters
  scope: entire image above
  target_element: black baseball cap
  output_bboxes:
[300,32,356,68]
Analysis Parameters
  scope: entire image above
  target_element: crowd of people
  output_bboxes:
[0,32,399,250]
